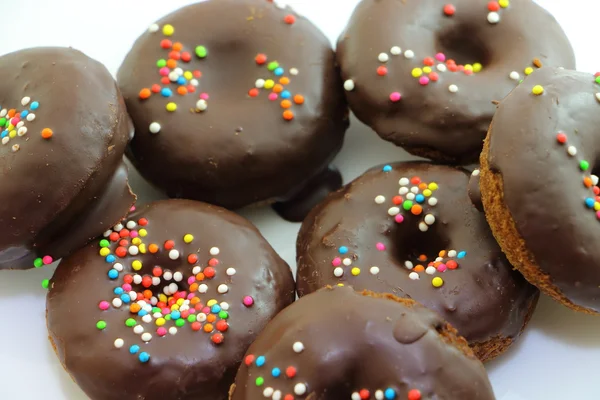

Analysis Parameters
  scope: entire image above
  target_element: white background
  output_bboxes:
[0,0,598,399]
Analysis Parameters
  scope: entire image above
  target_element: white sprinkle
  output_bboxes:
[294,383,307,396]
[199,284,208,293]
[375,195,386,204]
[263,388,274,397]
[173,272,183,282]
[192,266,201,275]
[509,71,520,80]
[293,342,304,353]
[375,390,385,400]
[344,79,355,91]
[113,223,123,232]
[125,220,136,229]
[390,46,402,55]
[11,144,19,153]
[197,313,207,322]
[169,249,180,260]
[378,52,389,63]
[148,23,159,33]
[399,187,409,195]
[404,261,414,270]
[272,391,282,400]
[419,222,429,232]
[448,250,457,258]
[168,71,179,82]
[225,268,236,276]
[290,68,299,76]
[141,333,152,343]
[128,246,139,256]
[220,302,230,310]
[370,266,380,275]
[114,338,124,348]
[0,109,6,117]
[1,137,8,145]
[472,169,480,176]
[428,197,438,206]
[210,247,220,256]
[190,79,199,87]
[103,230,112,237]
[133,275,142,285]
[410,186,419,194]
[218,284,229,294]
[448,84,458,93]
[21,97,30,106]
[409,272,420,280]
[163,286,171,295]
[343,258,352,266]
[149,122,161,134]
[174,67,183,76]
[388,207,400,216]
[26,113,35,121]
[152,277,160,286]
[426,266,437,275]
[112,298,123,308]
[399,177,410,186]
[16,121,24,128]
[435,257,443,263]
[352,393,361,400]
[129,291,137,300]
[596,93,600,103]
[196,99,208,111]
[168,282,178,294]
[592,175,599,186]
[163,271,173,281]
[142,314,152,324]
[487,12,500,24]
[169,327,178,335]
[406,193,415,201]
[179,305,189,312]
[133,325,144,334]
[567,146,577,156]
[437,63,447,72]
[255,79,265,88]
[424,214,436,225]
[333,267,344,277]
[150,297,158,306]
[404,50,414,59]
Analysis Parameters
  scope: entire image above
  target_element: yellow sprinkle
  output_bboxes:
[166,102,177,112]
[411,68,423,78]
[499,0,509,7]
[438,250,446,258]
[422,66,432,74]
[176,298,184,306]
[156,318,166,326]
[432,277,444,288]
[428,182,439,191]
[99,248,110,257]
[264,79,275,89]
[337,283,345,287]
[207,299,218,307]
[524,67,534,75]
[464,64,473,72]
[132,237,142,245]
[351,267,361,276]
[183,234,194,244]
[423,189,432,197]
[9,130,16,138]
[183,71,193,80]
[139,244,147,254]
[532,85,544,95]
[158,294,167,303]
[132,260,142,271]
[170,304,180,311]
[595,202,600,211]
[162,24,174,36]
[473,63,483,73]
[139,229,148,237]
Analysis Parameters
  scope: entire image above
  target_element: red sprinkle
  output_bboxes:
[249,88,260,97]
[283,14,296,24]
[408,389,422,400]
[446,260,458,270]
[150,85,161,94]
[285,366,297,378]
[160,39,172,49]
[181,52,192,62]
[359,389,370,400]
[423,57,434,66]
[411,176,421,185]
[488,1,500,11]
[188,254,199,264]
[164,240,175,250]
[255,53,267,65]
[168,51,181,61]
[443,4,456,16]
[245,355,255,366]
[377,66,388,76]
[556,132,567,144]
[392,196,403,205]
[211,333,224,344]
[204,267,216,279]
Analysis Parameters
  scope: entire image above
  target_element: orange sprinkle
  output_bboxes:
[434,261,441,267]
[195,273,205,281]
[172,42,183,51]
[207,314,216,323]
[584,177,593,188]
[414,265,425,272]
[293,94,304,105]
[148,244,159,253]
[273,84,284,93]
[418,254,428,262]
[190,297,200,305]
[438,250,447,258]
[130,304,141,313]
[204,323,214,333]
[279,77,290,85]
[177,86,188,95]
[189,283,199,292]
[143,290,152,299]
[281,100,292,109]
[139,88,151,99]
[419,183,427,190]
[166,59,177,69]
[7,109,15,118]
[410,204,422,215]
[283,110,294,120]
[41,128,53,139]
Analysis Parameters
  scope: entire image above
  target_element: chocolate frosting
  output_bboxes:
[118,0,349,210]
[485,68,600,311]
[0,47,135,270]
[47,199,295,400]
[230,286,496,400]
[297,162,538,344]
[336,0,575,163]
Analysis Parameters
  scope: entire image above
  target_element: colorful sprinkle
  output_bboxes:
[532,85,544,95]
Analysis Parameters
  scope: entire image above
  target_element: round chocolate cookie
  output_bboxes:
[229,286,496,400]
[0,47,135,270]
[297,162,538,361]
[337,0,575,164]
[118,0,349,221]
[47,200,295,400]
[480,68,600,314]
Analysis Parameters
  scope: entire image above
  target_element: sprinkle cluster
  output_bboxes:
[248,54,304,121]
[0,97,52,152]
[139,23,210,134]
[595,72,600,103]
[509,58,542,84]
[403,250,467,288]
[443,0,510,24]
[95,216,255,363]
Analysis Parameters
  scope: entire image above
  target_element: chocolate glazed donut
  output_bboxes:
[337,0,575,164]
[481,68,600,314]
[296,162,538,361]
[229,286,496,400]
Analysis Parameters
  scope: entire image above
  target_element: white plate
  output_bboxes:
[0,1,598,399]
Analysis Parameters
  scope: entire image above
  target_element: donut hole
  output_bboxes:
[392,225,451,269]
[435,25,491,67]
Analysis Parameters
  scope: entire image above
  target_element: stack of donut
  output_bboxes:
[1,0,596,398]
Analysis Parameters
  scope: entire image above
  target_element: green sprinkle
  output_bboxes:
[267,61,279,71]
[195,46,208,58]
[0,118,6,127]
[125,318,136,327]
[187,315,197,323]
[99,239,110,248]
[596,76,600,84]
[402,200,413,211]
[218,311,229,319]
[157,59,167,68]
[41,279,50,289]
[175,319,185,327]
[33,258,43,268]
[96,320,107,330]
[255,377,264,387]
[152,307,161,313]
[165,314,172,321]
[580,160,590,171]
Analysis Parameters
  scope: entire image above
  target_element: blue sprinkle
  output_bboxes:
[415,194,425,204]
[280,90,291,99]
[160,88,172,97]
[256,356,266,367]
[114,287,124,295]
[106,255,116,263]
[211,305,221,314]
[177,77,187,85]
[338,246,348,254]
[385,388,396,399]
[139,352,150,363]
[129,345,140,354]
[274,67,284,76]
[20,110,29,118]
[171,310,181,320]
[382,165,392,172]
[121,294,131,303]
[585,198,595,208]
[30,101,39,110]
[1,131,7,138]
[138,310,148,317]
[457,251,467,259]
[271,367,281,377]
[107,269,118,279]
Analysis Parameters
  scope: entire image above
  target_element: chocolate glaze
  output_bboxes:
[486,68,600,312]
[47,199,295,400]
[297,162,538,346]
[468,169,483,212]
[272,166,342,222]
[118,0,349,210]
[337,0,575,164]
[0,47,135,270]
[230,286,495,400]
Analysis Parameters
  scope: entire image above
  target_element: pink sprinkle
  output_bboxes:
[98,301,110,310]
[130,231,138,238]
[332,257,342,266]
[122,283,132,291]
[187,293,195,300]
[596,211,600,220]
[202,306,211,314]
[188,276,196,285]
[243,295,255,307]
[435,53,446,62]
[129,206,136,212]
[10,117,20,126]
[159,67,170,76]
[268,93,278,101]
[419,76,430,86]
[376,242,386,251]
[437,264,447,272]
[200,93,209,100]
[389,92,402,102]
[395,214,404,224]
[161,307,171,315]
[157,327,167,336]
[42,255,53,265]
